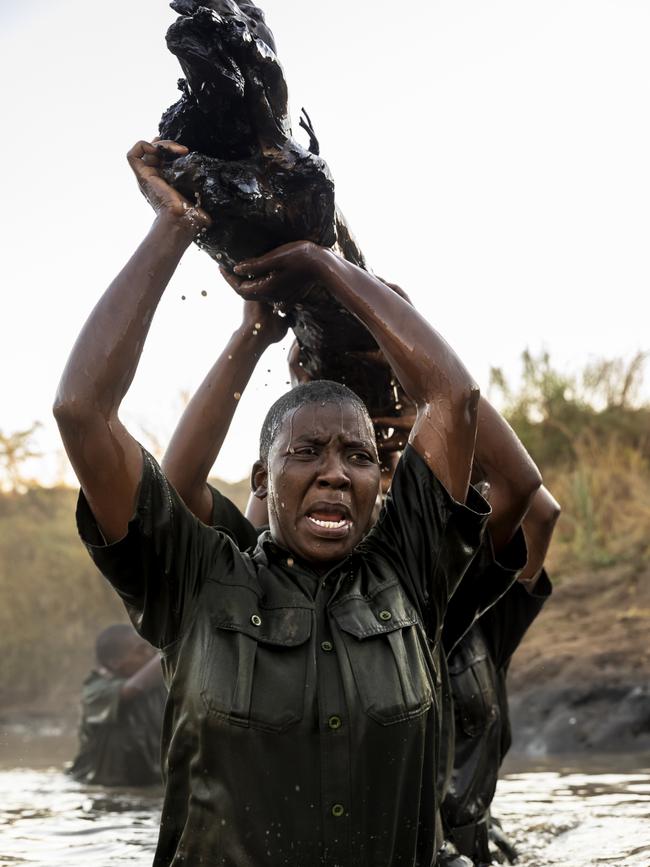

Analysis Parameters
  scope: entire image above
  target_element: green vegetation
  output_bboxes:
[1,351,648,712]
[491,350,650,573]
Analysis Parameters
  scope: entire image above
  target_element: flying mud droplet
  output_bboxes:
[201,290,208,297]
[181,295,186,300]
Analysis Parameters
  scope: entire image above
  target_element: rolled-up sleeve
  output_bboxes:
[76,448,230,648]
[481,569,553,670]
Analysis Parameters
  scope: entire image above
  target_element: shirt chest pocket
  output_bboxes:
[330,584,434,726]
[200,594,312,734]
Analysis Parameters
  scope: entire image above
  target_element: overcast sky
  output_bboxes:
[2,0,649,485]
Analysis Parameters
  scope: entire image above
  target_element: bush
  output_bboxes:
[492,351,650,575]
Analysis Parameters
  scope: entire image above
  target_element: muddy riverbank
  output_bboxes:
[507,562,650,756]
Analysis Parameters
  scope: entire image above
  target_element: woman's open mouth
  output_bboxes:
[305,507,352,537]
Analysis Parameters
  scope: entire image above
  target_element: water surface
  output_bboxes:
[1,726,648,866]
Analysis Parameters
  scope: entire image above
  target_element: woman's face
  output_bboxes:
[261,401,381,569]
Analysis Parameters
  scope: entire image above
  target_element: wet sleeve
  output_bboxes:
[361,445,490,632]
[76,448,232,649]
[207,483,259,550]
[442,527,528,655]
[480,569,553,670]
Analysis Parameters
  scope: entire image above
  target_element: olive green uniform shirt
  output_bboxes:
[77,445,489,866]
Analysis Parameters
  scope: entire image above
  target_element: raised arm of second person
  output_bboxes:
[162,297,287,526]
[53,140,210,543]
[232,241,480,503]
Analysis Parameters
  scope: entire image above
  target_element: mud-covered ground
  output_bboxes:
[507,563,650,756]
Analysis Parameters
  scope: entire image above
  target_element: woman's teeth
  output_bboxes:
[307,515,348,530]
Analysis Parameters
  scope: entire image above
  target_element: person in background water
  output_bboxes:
[69,623,166,787]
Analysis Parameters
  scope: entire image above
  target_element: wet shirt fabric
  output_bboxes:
[442,572,552,863]
[76,444,489,867]
[207,484,259,550]
[441,529,528,656]
[436,529,528,807]
[69,668,166,787]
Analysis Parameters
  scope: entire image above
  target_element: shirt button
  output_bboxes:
[379,610,392,621]
[250,614,262,627]
[321,641,334,652]
[331,803,345,818]
[328,715,342,731]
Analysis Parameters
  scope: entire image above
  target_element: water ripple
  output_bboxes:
[0,763,649,866]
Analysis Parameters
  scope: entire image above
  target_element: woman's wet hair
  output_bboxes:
[259,380,371,462]
[95,623,138,669]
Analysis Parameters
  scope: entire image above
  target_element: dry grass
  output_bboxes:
[544,434,650,576]
[0,477,251,714]
[0,486,124,711]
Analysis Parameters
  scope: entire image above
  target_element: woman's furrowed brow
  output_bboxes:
[291,433,329,445]
[344,437,376,450]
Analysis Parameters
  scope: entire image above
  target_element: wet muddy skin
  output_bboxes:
[158,0,406,421]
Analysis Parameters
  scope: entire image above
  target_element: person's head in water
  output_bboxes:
[252,381,381,569]
[95,624,155,678]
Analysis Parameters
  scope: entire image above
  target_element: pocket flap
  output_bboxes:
[331,583,419,639]
[212,605,312,647]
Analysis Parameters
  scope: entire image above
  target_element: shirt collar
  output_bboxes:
[253,529,357,583]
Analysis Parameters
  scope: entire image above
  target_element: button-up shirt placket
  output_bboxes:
[316,566,352,867]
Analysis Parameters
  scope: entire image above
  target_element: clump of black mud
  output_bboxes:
[159,0,338,267]
[158,0,410,422]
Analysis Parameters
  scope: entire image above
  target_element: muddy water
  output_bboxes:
[0,726,648,866]
[493,757,650,867]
